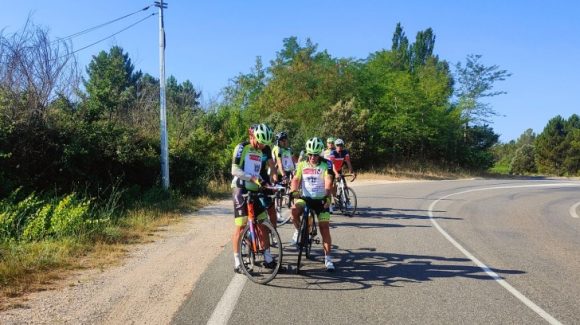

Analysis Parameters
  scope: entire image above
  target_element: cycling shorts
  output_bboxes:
[294,197,330,222]
[232,187,268,226]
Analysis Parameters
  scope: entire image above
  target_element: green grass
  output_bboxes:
[488,163,510,175]
[0,183,231,308]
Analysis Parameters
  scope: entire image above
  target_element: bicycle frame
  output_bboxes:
[238,185,284,284]
[295,198,320,273]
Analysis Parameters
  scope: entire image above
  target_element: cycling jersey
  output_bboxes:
[323,148,333,160]
[272,145,295,174]
[329,149,350,172]
[294,159,332,199]
[231,141,262,191]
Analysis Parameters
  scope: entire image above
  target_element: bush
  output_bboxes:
[509,144,536,175]
[0,191,104,242]
[49,194,91,238]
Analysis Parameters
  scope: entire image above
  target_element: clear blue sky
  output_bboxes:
[3,0,579,142]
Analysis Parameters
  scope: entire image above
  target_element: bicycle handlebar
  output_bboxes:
[341,173,357,182]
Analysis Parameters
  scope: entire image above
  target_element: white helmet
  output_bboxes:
[334,138,344,146]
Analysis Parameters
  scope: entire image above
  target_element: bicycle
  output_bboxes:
[334,173,357,217]
[238,184,285,284]
[274,174,294,226]
[295,197,322,274]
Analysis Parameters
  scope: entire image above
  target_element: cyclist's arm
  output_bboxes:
[276,156,285,177]
[345,155,354,175]
[324,173,332,197]
[231,144,257,182]
[289,173,300,193]
[268,158,278,183]
[290,163,302,193]
[328,154,339,176]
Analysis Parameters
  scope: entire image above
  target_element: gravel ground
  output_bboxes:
[0,200,233,325]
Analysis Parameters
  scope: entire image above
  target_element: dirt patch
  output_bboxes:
[0,200,233,325]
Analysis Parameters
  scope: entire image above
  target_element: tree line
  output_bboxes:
[493,115,580,176]
[1,21,518,202]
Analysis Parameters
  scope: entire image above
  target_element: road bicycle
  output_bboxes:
[274,174,294,226]
[295,197,321,274]
[238,184,285,284]
[334,173,357,217]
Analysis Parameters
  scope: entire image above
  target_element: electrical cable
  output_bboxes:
[53,5,152,43]
[60,12,157,59]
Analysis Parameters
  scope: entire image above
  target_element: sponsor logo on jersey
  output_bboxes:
[249,153,261,161]
[303,167,322,175]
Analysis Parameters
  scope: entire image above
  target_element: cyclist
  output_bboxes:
[329,138,356,207]
[289,137,336,272]
[323,137,336,160]
[231,123,276,273]
[259,140,279,229]
[272,131,295,184]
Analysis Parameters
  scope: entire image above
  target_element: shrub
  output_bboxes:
[49,194,91,238]
[509,144,537,175]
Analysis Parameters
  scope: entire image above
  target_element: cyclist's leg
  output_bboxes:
[291,199,305,230]
[291,199,305,244]
[253,201,270,250]
[267,203,277,229]
[232,188,248,271]
[316,208,332,256]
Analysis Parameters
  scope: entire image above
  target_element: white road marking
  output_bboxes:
[570,201,580,218]
[428,183,580,325]
[206,274,247,325]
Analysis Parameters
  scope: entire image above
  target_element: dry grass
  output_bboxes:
[0,193,226,310]
[357,165,476,181]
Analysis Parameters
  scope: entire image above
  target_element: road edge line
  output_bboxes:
[428,183,580,325]
[569,201,580,218]
[206,274,247,325]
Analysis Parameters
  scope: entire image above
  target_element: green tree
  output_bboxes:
[455,54,511,126]
[83,46,142,122]
[321,99,369,165]
[535,115,567,175]
[509,144,536,175]
[563,128,580,175]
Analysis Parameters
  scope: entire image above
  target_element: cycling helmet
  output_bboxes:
[251,124,273,145]
[305,137,324,155]
[334,138,344,146]
[275,131,288,142]
[326,137,336,144]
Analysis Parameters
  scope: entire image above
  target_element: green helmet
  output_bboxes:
[306,137,324,155]
[326,137,336,144]
[252,124,273,145]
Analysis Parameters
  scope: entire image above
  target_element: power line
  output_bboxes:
[61,12,157,59]
[54,5,152,43]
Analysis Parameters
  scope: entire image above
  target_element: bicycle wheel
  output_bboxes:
[342,187,357,217]
[305,211,317,259]
[296,212,309,273]
[276,194,292,226]
[334,189,343,211]
[238,221,283,284]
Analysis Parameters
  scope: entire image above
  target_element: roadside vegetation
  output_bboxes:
[1,19,578,304]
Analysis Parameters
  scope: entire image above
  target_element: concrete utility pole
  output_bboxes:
[155,0,169,189]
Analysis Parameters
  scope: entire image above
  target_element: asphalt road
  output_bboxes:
[172,179,580,325]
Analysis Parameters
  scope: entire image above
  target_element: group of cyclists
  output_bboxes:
[230,123,356,274]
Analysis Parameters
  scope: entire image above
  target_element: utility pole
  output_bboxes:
[155,0,169,190]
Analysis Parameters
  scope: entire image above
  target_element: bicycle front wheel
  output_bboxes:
[238,222,283,284]
[276,195,292,226]
[342,187,357,217]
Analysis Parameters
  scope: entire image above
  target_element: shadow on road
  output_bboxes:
[271,247,524,291]
[355,207,461,221]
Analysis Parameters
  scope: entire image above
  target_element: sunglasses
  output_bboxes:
[307,153,319,157]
